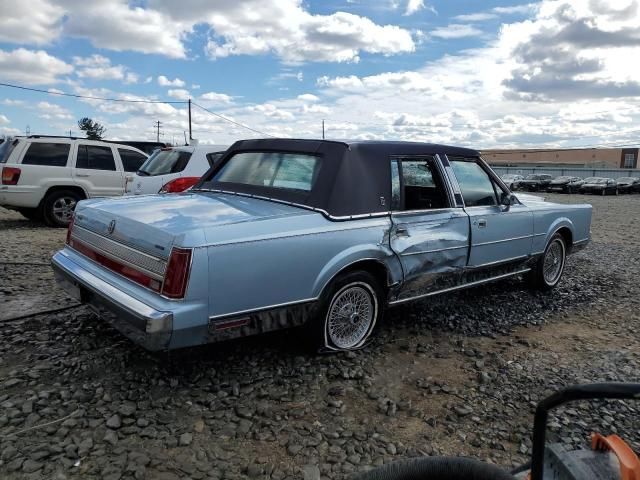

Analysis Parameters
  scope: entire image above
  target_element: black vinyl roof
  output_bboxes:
[199,138,480,218]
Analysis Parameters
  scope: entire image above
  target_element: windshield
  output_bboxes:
[137,149,192,176]
[554,176,572,181]
[210,151,322,193]
[594,178,609,184]
[525,174,541,180]
[618,177,637,182]
[0,137,18,164]
[583,177,597,182]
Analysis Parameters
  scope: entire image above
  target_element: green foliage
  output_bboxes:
[77,117,106,140]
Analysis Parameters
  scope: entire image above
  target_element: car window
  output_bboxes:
[76,145,116,171]
[391,157,449,211]
[138,149,192,176]
[449,158,498,207]
[0,138,19,164]
[206,152,224,167]
[214,151,320,192]
[118,149,147,172]
[21,142,70,167]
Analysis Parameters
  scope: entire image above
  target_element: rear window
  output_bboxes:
[118,148,147,172]
[138,149,192,176]
[22,142,70,167]
[214,152,321,192]
[0,138,19,164]
[76,145,116,171]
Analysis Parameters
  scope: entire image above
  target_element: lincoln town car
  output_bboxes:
[51,139,592,352]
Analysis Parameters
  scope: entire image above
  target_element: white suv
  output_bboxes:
[0,136,148,226]
[126,144,228,195]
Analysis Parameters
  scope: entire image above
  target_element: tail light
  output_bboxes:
[159,177,200,193]
[1,167,21,185]
[66,214,75,244]
[161,247,192,299]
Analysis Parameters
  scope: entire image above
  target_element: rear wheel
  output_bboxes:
[308,271,384,352]
[527,234,566,290]
[43,190,81,227]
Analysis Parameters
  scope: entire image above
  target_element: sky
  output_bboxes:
[1,0,640,149]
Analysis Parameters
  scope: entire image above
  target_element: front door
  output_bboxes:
[389,156,470,302]
[448,157,533,267]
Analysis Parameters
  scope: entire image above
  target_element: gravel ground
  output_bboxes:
[1,193,639,480]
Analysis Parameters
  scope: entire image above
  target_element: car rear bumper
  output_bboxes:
[51,250,173,351]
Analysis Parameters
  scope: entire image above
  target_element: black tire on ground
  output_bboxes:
[527,233,567,290]
[42,189,82,227]
[306,270,385,352]
[16,207,43,222]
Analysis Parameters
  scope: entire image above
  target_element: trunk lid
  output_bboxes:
[73,191,312,256]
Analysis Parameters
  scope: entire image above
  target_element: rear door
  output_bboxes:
[73,144,124,197]
[448,156,533,268]
[389,155,470,302]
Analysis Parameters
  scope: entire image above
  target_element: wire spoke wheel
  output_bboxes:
[543,239,565,285]
[327,283,375,349]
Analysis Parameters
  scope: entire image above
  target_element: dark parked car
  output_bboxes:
[501,174,524,190]
[579,177,618,195]
[520,174,553,191]
[616,177,640,194]
[546,176,584,193]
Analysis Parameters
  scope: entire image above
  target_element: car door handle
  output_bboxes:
[475,219,487,228]
[394,225,410,237]
[76,173,90,177]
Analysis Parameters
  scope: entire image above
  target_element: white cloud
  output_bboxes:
[298,93,320,102]
[0,114,10,125]
[73,54,138,84]
[192,84,201,89]
[247,103,295,120]
[430,24,483,39]
[1,99,25,106]
[405,0,424,16]
[200,92,233,104]
[0,48,73,85]
[158,75,186,87]
[167,89,191,100]
[453,13,498,22]
[0,0,414,63]
[37,101,74,120]
[0,0,64,45]
[454,4,536,22]
[196,0,415,63]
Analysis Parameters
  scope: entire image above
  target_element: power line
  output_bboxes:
[192,101,275,138]
[0,82,187,104]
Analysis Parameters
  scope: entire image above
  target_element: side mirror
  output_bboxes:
[501,193,514,208]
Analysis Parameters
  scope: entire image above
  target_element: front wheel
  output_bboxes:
[527,234,566,290]
[308,271,384,352]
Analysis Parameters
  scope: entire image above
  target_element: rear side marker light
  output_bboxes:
[1,166,21,185]
[66,215,75,244]
[161,247,192,299]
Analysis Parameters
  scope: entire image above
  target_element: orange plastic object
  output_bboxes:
[592,433,640,480]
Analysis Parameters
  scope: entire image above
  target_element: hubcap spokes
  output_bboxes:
[328,286,374,349]
[543,240,564,284]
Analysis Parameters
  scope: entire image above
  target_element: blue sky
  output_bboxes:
[1,0,640,148]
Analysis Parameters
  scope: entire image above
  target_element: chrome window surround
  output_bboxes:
[71,225,167,279]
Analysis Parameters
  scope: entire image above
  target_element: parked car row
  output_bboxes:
[501,173,640,195]
[0,135,227,226]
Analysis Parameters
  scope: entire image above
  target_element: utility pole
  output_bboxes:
[188,99,192,143]
[155,120,162,143]
[26,125,30,136]
[322,119,325,139]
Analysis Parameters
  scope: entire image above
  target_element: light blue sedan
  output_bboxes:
[51,139,592,352]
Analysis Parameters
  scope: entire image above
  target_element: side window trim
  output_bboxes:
[448,156,501,208]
